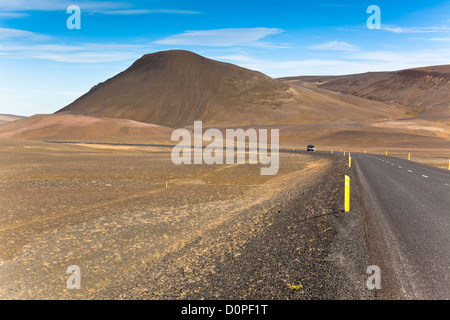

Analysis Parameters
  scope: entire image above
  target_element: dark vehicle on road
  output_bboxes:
[307,145,315,151]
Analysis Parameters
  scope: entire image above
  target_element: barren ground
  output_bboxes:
[0,138,371,299]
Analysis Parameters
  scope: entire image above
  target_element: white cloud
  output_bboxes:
[0,1,201,15]
[154,28,285,47]
[0,12,28,17]
[345,49,450,66]
[308,40,359,51]
[211,47,450,78]
[428,38,450,41]
[99,9,201,15]
[382,25,450,33]
[29,52,136,63]
[0,0,126,11]
[0,42,153,63]
[0,27,34,38]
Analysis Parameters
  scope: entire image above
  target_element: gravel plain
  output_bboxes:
[0,139,373,300]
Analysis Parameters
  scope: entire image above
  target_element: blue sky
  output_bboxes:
[0,0,449,116]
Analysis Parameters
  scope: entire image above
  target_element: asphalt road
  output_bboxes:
[351,152,450,299]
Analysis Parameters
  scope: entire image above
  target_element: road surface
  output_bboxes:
[352,153,449,299]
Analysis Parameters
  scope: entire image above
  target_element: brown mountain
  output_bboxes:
[279,65,450,120]
[56,50,409,128]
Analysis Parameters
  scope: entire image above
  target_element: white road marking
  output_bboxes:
[422,175,429,178]
[408,170,413,173]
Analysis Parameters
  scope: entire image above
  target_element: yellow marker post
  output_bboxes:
[344,151,346,156]
[364,149,366,154]
[386,151,388,156]
[331,150,333,154]
[448,160,450,170]
[345,175,350,212]
[408,153,411,161]
[349,155,352,168]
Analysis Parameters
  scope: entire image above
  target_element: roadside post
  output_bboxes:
[345,175,350,212]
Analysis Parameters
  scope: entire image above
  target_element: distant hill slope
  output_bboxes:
[0,114,173,143]
[56,50,409,128]
[279,65,450,119]
[0,114,25,125]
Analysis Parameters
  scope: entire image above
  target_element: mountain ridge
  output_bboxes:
[278,65,450,119]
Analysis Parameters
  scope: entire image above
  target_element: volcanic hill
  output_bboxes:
[56,50,408,128]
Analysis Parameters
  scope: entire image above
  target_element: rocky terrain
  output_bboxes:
[0,139,371,299]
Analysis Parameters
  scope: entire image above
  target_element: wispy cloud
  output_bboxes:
[382,25,450,33]
[0,0,200,15]
[0,12,29,18]
[318,3,362,8]
[428,37,450,41]
[0,42,153,63]
[412,37,450,42]
[0,0,126,11]
[211,47,450,78]
[99,9,201,15]
[346,49,450,65]
[308,40,359,52]
[0,27,34,38]
[154,28,285,47]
